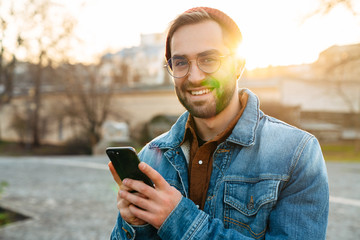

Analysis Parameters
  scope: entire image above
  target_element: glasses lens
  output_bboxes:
[197,54,221,74]
[167,56,189,78]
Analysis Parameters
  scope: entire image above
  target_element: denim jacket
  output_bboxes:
[111,89,329,240]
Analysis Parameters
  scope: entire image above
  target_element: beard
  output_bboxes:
[175,76,236,119]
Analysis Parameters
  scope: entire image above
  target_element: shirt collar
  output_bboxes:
[149,88,260,150]
[181,90,249,146]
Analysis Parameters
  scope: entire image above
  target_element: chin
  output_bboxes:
[188,106,217,119]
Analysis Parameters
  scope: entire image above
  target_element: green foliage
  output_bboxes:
[322,143,360,162]
[0,181,9,199]
[0,211,11,226]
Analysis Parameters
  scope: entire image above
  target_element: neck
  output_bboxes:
[193,91,240,141]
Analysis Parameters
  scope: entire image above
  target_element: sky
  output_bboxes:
[63,0,360,69]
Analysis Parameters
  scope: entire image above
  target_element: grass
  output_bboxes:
[1,140,360,162]
[322,143,360,162]
[0,140,90,156]
[0,207,30,227]
[0,181,30,227]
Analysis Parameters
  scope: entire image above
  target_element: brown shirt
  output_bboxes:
[182,91,249,209]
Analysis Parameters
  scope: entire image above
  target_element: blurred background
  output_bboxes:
[0,0,359,239]
[0,0,359,156]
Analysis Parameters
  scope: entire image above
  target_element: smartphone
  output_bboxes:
[106,146,153,187]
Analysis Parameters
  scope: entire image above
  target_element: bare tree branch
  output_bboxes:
[302,0,359,22]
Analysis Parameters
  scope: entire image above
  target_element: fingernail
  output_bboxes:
[139,162,146,170]
[123,179,128,185]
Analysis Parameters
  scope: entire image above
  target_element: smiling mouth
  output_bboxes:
[190,88,212,96]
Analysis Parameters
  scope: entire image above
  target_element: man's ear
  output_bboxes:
[236,58,246,79]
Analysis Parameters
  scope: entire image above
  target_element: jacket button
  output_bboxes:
[247,202,254,210]
[247,196,254,210]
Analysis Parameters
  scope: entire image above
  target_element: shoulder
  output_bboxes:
[261,113,321,155]
[259,112,315,146]
[256,113,323,171]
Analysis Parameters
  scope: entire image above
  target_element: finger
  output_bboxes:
[120,189,151,211]
[118,201,147,225]
[117,188,132,202]
[122,178,157,199]
[128,204,154,226]
[108,162,122,186]
[119,184,132,191]
[117,191,147,215]
[138,162,168,189]
[117,186,144,202]
[117,192,130,208]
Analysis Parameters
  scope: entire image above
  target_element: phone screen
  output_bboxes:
[106,147,153,187]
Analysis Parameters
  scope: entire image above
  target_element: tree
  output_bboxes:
[305,0,359,18]
[305,0,360,151]
[23,0,76,147]
[0,0,78,147]
[1,0,78,147]
[55,61,122,153]
[0,1,25,107]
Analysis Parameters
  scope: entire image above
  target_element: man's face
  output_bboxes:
[170,20,239,119]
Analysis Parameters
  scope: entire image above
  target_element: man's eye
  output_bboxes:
[199,56,218,64]
[174,60,188,67]
[204,58,216,63]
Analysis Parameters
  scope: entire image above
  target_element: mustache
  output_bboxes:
[184,76,220,89]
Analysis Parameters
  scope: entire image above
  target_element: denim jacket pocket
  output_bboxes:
[224,179,280,239]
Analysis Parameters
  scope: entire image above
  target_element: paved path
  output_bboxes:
[0,156,116,240]
[0,156,359,239]
[326,162,360,240]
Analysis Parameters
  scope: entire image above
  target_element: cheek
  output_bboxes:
[174,78,189,92]
[213,69,237,88]
[173,79,182,90]
[215,61,236,79]
[174,80,186,98]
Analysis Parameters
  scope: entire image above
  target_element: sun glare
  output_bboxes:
[57,0,360,68]
[232,0,360,69]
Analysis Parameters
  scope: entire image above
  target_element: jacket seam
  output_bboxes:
[185,212,208,240]
[164,148,189,198]
[283,134,314,190]
[224,216,266,239]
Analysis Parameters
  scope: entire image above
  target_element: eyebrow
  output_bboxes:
[172,49,222,59]
[198,49,221,57]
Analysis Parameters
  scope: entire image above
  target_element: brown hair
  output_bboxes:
[165,7,242,61]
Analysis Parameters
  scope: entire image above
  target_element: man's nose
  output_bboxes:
[187,60,206,84]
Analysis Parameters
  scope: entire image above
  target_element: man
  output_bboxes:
[109,7,329,239]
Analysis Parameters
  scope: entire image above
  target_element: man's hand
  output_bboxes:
[108,162,147,225]
[119,162,182,229]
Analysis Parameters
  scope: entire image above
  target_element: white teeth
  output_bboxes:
[191,89,211,96]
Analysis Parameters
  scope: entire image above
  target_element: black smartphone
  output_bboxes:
[106,146,153,187]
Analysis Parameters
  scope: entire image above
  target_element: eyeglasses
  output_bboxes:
[165,53,230,78]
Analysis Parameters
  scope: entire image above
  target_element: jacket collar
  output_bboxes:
[149,88,260,150]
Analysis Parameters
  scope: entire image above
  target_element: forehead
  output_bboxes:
[170,20,227,57]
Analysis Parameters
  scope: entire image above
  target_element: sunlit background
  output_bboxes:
[0,0,360,239]
[58,0,360,69]
[2,0,360,68]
